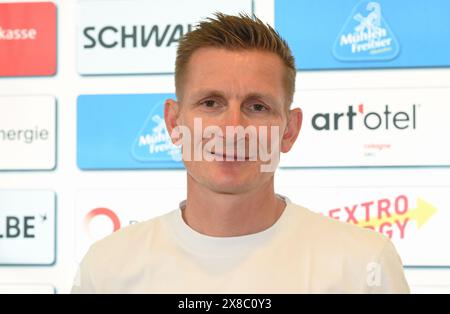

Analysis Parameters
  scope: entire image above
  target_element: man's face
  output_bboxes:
[166,47,301,194]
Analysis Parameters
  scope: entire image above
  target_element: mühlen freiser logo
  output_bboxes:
[311,104,417,131]
[132,105,182,162]
[333,1,399,61]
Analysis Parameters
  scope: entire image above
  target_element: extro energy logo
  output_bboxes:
[325,194,437,239]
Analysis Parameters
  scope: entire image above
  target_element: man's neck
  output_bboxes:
[182,175,286,237]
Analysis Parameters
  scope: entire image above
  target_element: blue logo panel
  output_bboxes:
[275,0,450,70]
[77,94,184,170]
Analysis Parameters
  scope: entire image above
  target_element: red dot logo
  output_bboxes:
[84,207,121,239]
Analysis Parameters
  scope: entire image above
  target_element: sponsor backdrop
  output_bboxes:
[1,0,450,293]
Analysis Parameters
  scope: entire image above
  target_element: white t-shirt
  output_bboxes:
[71,195,410,293]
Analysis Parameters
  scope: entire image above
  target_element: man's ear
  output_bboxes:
[281,107,302,153]
[164,98,180,144]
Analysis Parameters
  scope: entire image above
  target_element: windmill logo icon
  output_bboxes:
[333,1,400,62]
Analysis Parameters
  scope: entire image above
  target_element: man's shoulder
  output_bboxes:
[287,202,408,293]
[74,209,178,293]
[289,202,390,257]
[85,209,176,264]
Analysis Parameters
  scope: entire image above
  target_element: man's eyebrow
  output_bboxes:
[244,92,279,106]
[190,89,280,105]
[190,89,226,101]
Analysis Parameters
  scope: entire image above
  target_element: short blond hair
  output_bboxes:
[175,12,296,107]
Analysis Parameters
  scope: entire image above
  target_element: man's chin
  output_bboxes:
[204,170,268,194]
[205,181,251,195]
[186,161,269,193]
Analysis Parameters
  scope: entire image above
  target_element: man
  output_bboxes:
[72,13,409,293]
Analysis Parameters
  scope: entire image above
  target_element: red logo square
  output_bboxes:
[0,2,56,76]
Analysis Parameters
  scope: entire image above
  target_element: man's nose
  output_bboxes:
[222,102,246,127]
